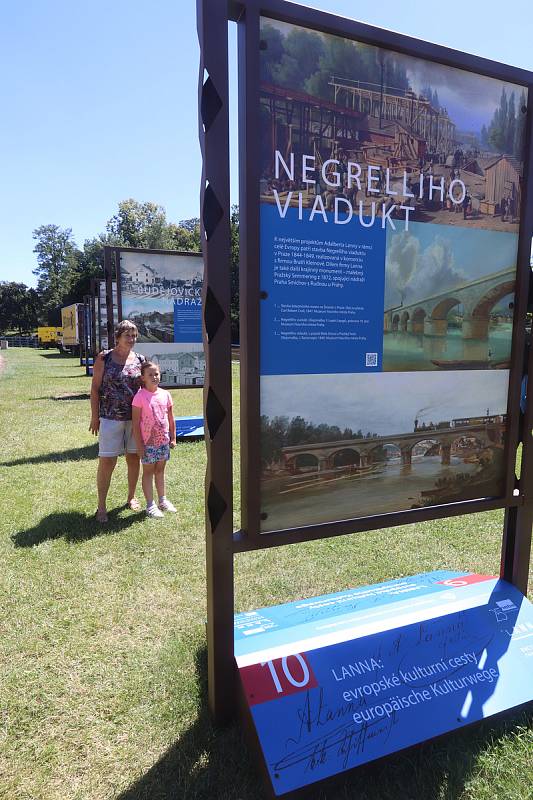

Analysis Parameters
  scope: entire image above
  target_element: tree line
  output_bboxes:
[1,200,240,341]
[260,23,410,102]
[480,87,526,158]
[261,414,382,467]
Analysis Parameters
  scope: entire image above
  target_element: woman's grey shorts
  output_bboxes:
[98,418,137,457]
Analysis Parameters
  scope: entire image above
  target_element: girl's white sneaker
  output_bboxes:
[158,499,177,513]
[146,505,164,518]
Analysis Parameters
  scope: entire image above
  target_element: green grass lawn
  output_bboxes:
[0,348,531,800]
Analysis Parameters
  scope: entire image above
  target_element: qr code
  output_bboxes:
[366,352,378,367]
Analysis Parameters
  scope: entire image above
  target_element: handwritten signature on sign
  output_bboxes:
[272,688,395,775]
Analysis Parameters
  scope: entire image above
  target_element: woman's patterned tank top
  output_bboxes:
[99,351,145,420]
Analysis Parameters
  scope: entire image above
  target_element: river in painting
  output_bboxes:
[261,454,486,532]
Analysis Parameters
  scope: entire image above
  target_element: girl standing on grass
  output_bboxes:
[132,361,177,518]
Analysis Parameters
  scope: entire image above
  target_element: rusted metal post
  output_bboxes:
[198,0,236,723]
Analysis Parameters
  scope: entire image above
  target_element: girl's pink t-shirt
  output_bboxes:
[132,387,173,446]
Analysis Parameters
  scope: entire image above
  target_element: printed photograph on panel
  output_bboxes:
[98,281,118,351]
[383,223,517,370]
[98,281,108,350]
[120,252,203,344]
[259,370,508,532]
[134,343,205,387]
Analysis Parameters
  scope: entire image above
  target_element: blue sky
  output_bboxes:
[261,370,509,432]
[1,0,532,288]
[385,223,519,307]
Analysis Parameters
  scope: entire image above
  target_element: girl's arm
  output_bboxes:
[168,406,176,448]
[131,406,144,458]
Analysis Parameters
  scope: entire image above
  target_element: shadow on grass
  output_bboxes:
[39,352,71,359]
[11,507,141,547]
[56,373,92,379]
[33,393,91,401]
[116,647,533,800]
[116,646,258,800]
[0,443,98,467]
[53,392,91,400]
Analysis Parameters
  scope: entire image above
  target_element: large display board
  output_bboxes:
[97,280,117,351]
[116,247,205,388]
[61,303,81,348]
[246,12,531,538]
[197,0,533,731]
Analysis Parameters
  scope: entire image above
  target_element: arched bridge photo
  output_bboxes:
[281,415,506,475]
[384,267,515,341]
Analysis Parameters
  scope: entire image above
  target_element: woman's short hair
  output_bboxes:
[114,320,138,342]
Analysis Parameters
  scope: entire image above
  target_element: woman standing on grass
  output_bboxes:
[89,320,146,523]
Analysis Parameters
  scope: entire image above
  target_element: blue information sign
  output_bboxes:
[174,415,204,439]
[260,205,386,376]
[173,297,203,343]
[235,571,533,796]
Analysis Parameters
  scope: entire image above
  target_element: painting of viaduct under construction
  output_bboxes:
[259,17,527,233]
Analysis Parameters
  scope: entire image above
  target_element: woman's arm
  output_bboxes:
[131,406,145,458]
[89,353,105,434]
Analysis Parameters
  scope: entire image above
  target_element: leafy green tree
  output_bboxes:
[0,282,42,334]
[506,92,516,155]
[488,88,510,153]
[486,88,526,158]
[287,416,309,446]
[178,217,201,234]
[305,36,363,100]
[365,52,409,99]
[168,218,201,252]
[316,423,342,442]
[260,414,381,465]
[271,28,325,88]
[305,38,409,103]
[259,24,285,83]
[514,90,527,158]
[65,236,107,302]
[105,199,172,249]
[260,415,289,467]
[106,201,204,254]
[32,224,78,316]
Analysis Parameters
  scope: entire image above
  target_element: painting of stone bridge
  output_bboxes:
[384,265,514,340]
[281,415,505,473]
[259,370,509,532]
[383,222,518,370]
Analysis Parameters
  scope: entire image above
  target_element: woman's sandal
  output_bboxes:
[127,497,142,512]
[95,509,108,524]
